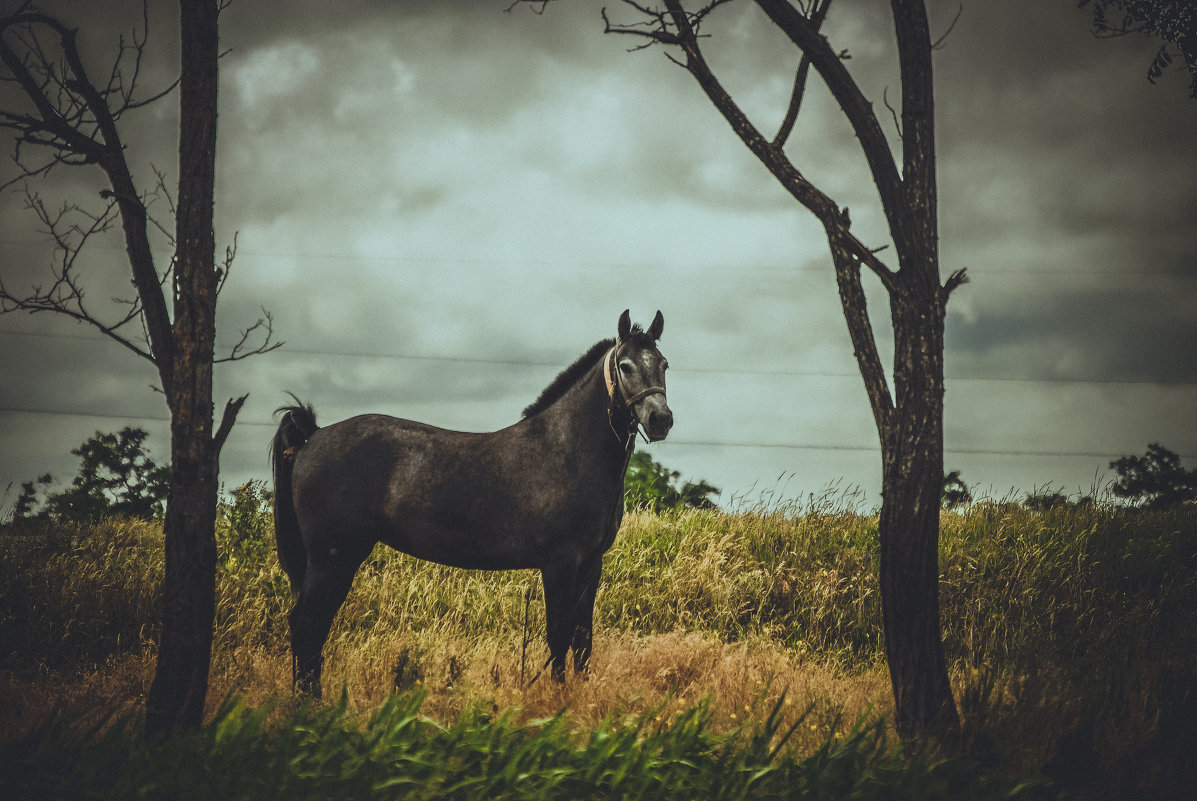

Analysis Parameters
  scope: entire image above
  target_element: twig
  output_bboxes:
[931,3,963,51]
[883,86,901,140]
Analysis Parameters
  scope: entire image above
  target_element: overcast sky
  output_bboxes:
[2,0,1194,512]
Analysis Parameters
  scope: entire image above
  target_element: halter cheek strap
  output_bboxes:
[603,346,618,401]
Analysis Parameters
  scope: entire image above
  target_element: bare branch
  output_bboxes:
[124,76,180,111]
[883,85,902,140]
[752,0,904,219]
[602,0,736,49]
[772,0,833,148]
[610,0,898,291]
[0,16,106,163]
[215,230,237,296]
[115,3,182,112]
[602,3,680,49]
[931,3,964,51]
[773,59,808,147]
[942,267,969,298]
[213,393,248,454]
[505,0,555,13]
[215,309,284,364]
[1,6,177,387]
[0,189,157,362]
[145,164,179,246]
[829,228,894,427]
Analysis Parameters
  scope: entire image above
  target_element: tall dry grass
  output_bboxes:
[1,489,1194,796]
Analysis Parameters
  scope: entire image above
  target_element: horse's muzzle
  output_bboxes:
[644,406,674,442]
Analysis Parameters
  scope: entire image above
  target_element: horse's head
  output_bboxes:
[609,309,673,443]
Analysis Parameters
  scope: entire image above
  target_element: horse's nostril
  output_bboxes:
[650,409,674,431]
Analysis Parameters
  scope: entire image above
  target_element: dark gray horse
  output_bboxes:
[271,310,672,695]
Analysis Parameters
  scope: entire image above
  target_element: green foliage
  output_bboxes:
[941,471,971,509]
[1109,442,1197,507]
[1080,0,1197,98]
[217,480,276,568]
[12,427,170,524]
[4,474,52,524]
[624,450,719,513]
[0,689,1038,801]
[1021,487,1094,511]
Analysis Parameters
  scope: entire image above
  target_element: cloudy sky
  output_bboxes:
[2,0,1194,512]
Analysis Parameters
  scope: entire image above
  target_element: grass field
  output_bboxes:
[1,485,1193,799]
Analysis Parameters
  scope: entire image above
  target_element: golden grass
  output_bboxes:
[1,628,894,756]
[2,497,1193,795]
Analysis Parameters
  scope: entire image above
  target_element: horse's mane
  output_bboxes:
[521,325,656,419]
[521,338,613,419]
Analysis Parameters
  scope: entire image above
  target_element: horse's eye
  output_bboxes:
[618,361,634,374]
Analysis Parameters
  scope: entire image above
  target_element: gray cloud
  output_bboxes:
[3,0,1195,509]
[947,278,1197,384]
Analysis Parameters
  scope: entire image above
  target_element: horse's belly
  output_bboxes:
[377,504,592,572]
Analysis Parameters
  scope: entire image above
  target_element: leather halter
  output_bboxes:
[603,343,666,448]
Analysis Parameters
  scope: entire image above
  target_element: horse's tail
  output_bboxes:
[271,396,319,596]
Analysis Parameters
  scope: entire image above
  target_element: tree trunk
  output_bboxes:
[879,283,959,740]
[145,0,220,736]
[146,409,218,734]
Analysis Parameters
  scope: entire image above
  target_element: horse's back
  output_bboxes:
[290,414,437,538]
[295,412,436,478]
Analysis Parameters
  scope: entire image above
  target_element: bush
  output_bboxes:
[217,480,275,570]
[9,428,169,525]
[624,451,719,513]
[1110,443,1197,507]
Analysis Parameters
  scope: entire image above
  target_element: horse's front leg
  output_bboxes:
[541,562,580,682]
[569,555,603,674]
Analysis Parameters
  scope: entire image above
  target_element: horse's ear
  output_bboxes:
[617,309,631,341]
[648,310,664,341]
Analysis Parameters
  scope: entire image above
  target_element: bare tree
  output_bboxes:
[589,0,964,740]
[0,0,277,733]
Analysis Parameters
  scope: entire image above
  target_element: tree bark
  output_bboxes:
[880,283,958,740]
[145,0,221,736]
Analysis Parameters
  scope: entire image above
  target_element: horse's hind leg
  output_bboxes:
[290,544,368,697]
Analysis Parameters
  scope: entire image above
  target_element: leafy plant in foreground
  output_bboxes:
[0,689,1043,801]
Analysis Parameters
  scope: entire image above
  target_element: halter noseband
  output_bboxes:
[603,343,666,448]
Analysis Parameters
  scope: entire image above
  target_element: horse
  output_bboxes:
[271,310,673,696]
